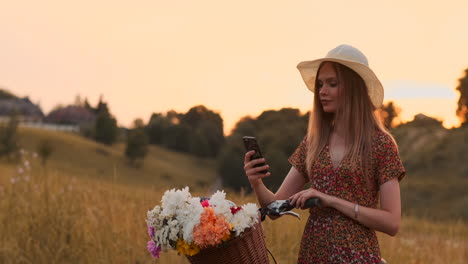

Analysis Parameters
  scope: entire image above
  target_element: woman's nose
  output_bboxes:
[319,85,328,95]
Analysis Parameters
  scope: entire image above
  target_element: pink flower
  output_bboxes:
[147,225,155,238]
[147,240,161,258]
[201,199,210,208]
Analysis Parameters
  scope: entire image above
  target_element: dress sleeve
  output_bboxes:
[374,132,406,186]
[288,137,309,180]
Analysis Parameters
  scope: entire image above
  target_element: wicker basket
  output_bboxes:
[186,221,269,264]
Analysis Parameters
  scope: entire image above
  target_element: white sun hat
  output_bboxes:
[297,44,384,108]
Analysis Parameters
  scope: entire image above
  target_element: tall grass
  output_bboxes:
[0,154,466,263]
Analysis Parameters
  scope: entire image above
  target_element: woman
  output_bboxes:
[244,44,405,263]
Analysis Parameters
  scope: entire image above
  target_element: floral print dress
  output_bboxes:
[288,130,405,264]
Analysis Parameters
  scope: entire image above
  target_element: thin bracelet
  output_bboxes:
[354,204,359,219]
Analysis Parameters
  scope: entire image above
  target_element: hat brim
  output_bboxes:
[297,58,384,108]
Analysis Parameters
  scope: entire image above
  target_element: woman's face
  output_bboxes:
[317,62,340,113]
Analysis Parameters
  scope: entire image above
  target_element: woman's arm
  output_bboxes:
[244,150,308,208]
[289,178,401,236]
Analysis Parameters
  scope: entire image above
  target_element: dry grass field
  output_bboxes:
[0,156,466,264]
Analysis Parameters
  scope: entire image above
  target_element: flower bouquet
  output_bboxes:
[146,187,269,263]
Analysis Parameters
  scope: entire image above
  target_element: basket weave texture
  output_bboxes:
[186,221,269,264]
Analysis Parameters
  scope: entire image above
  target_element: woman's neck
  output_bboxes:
[331,121,346,139]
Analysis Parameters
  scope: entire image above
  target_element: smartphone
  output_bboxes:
[242,136,268,174]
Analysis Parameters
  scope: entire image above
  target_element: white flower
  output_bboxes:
[231,203,259,236]
[161,187,191,217]
[180,197,204,243]
[147,206,165,230]
[242,203,259,219]
[168,219,180,241]
[210,190,235,222]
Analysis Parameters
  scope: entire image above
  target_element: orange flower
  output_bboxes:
[192,207,231,248]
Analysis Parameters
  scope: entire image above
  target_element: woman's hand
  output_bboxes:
[244,150,271,186]
[289,187,334,209]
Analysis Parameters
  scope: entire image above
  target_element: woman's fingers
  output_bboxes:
[289,193,300,207]
[246,166,270,177]
[244,157,267,169]
[244,151,270,182]
[244,150,255,164]
[290,190,314,208]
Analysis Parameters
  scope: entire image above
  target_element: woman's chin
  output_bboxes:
[322,107,336,113]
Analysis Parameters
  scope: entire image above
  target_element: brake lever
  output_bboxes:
[259,198,320,221]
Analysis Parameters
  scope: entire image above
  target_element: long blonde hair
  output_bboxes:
[305,62,390,181]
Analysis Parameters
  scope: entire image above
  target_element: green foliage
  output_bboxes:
[392,124,468,220]
[456,68,468,125]
[146,105,225,158]
[125,119,149,167]
[0,112,20,160]
[218,108,308,191]
[78,95,119,145]
[162,123,191,152]
[216,137,249,190]
[404,114,443,128]
[94,111,118,145]
[146,113,168,145]
[37,139,54,166]
[0,88,17,100]
[378,101,401,129]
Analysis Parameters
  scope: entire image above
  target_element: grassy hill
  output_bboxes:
[393,124,468,220]
[2,125,467,222]
[1,127,218,190]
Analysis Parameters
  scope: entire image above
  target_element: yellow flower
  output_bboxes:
[176,239,200,256]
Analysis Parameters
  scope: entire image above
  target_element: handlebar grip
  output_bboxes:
[304,198,320,208]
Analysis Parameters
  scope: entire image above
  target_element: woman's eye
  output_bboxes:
[329,82,338,87]
[316,81,323,88]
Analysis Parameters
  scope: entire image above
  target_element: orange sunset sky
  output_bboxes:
[1,0,467,135]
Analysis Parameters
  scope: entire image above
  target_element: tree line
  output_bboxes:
[1,67,468,184]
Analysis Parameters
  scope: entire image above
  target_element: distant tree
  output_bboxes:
[146,113,170,145]
[147,106,225,157]
[456,69,468,126]
[218,108,307,191]
[189,128,211,157]
[408,113,443,128]
[181,105,225,157]
[0,88,17,100]
[94,111,118,145]
[163,123,191,152]
[95,95,109,115]
[217,137,248,190]
[37,139,54,166]
[378,101,401,129]
[83,97,94,113]
[92,96,119,145]
[125,119,149,167]
[0,111,20,160]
